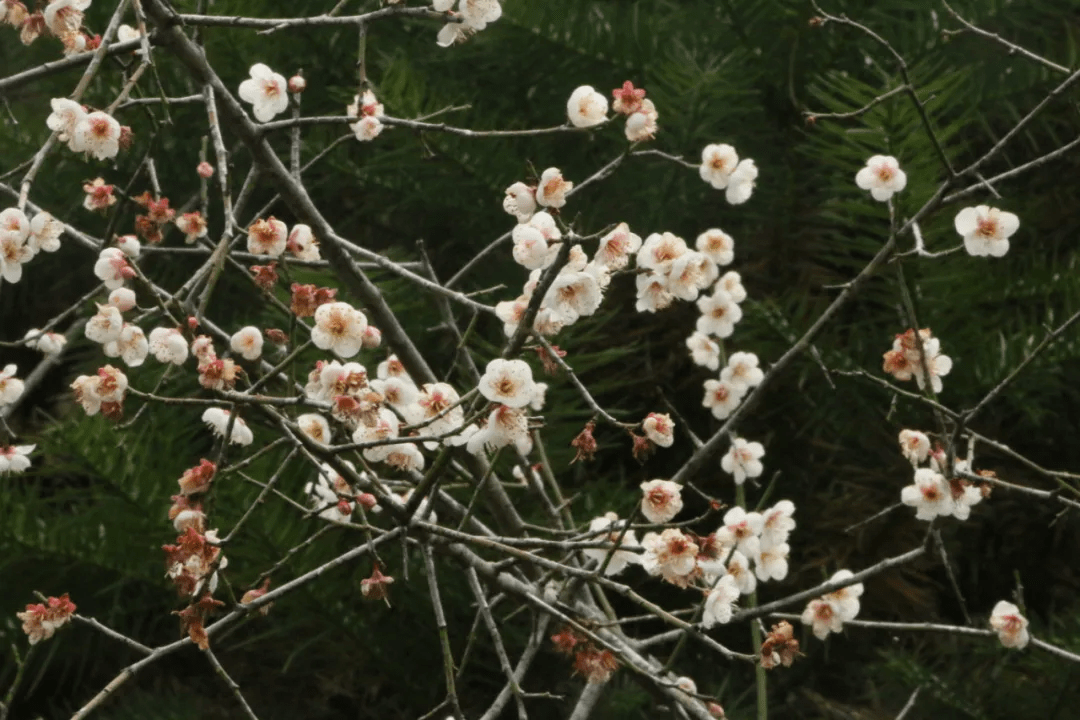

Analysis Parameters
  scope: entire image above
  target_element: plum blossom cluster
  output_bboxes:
[16,594,76,645]
[247,217,321,261]
[699,143,757,205]
[70,365,128,419]
[46,99,125,160]
[305,461,379,524]
[882,327,953,393]
[1,206,64,284]
[466,358,545,456]
[800,570,864,639]
[898,431,988,522]
[550,625,620,684]
[612,81,659,142]
[2,0,104,54]
[432,0,503,47]
[347,89,385,142]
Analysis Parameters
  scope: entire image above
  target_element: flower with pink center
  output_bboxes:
[297,413,332,446]
[639,479,683,523]
[465,405,533,456]
[641,528,699,585]
[148,327,189,365]
[70,111,121,160]
[229,326,263,361]
[28,212,62,253]
[695,288,742,338]
[719,506,764,554]
[46,97,85,141]
[84,304,124,344]
[103,324,149,367]
[594,222,642,269]
[176,212,208,244]
[667,250,718,302]
[0,229,33,285]
[93,247,135,290]
[990,600,1030,649]
[503,181,537,223]
[106,286,135,312]
[544,270,602,324]
[566,85,608,128]
[23,329,66,355]
[612,81,646,114]
[238,63,289,122]
[687,331,721,371]
[901,467,954,520]
[82,178,116,211]
[855,155,907,202]
[478,358,536,408]
[699,143,739,189]
[16,593,77,645]
[898,429,930,466]
[0,444,35,474]
[721,438,765,484]
[752,538,790,582]
[624,103,659,142]
[642,412,675,448]
[721,352,764,392]
[0,364,24,406]
[696,229,734,267]
[801,598,843,639]
[247,217,287,257]
[702,574,741,627]
[535,167,573,209]
[286,224,320,261]
[311,302,368,358]
[823,570,863,621]
[702,377,745,420]
[760,500,796,546]
[637,231,688,275]
[955,205,1019,258]
[43,0,88,36]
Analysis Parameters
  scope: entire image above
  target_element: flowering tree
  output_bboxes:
[2,0,1080,718]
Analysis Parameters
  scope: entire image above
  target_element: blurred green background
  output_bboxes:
[2,0,1080,717]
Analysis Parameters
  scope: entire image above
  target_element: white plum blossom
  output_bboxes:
[823,570,863,622]
[640,528,699,586]
[28,212,62,253]
[702,378,745,420]
[695,288,742,338]
[667,251,718,302]
[639,479,683,523]
[465,405,533,456]
[725,159,758,205]
[642,412,675,448]
[93,247,133,290]
[699,143,739,189]
[702,574,741,628]
[503,182,537,223]
[721,352,764,392]
[84,304,124,345]
[719,506,764,555]
[955,205,1019,258]
[70,111,121,160]
[353,408,401,462]
[238,64,289,122]
[855,155,907,202]
[721,438,765,485]
[351,115,383,142]
[24,329,67,355]
[566,85,608,128]
[898,429,930,466]
[686,332,721,371]
[148,328,189,365]
[459,0,502,30]
[624,99,658,142]
[760,500,796,547]
[202,407,254,446]
[752,538,790,582]
[43,0,89,35]
[230,326,264,361]
[107,287,136,312]
[0,365,24,407]
[724,550,757,595]
[103,324,149,367]
[478,358,535,408]
[901,468,953,521]
[582,512,640,576]
[544,271,602,323]
[115,235,140,258]
[883,328,953,393]
[717,270,746,303]
[696,228,734,266]
[46,98,86,142]
[637,231,688,275]
[595,223,642,269]
[0,445,35,475]
[311,302,368,358]
[535,168,572,209]
[512,224,551,269]
[990,600,1030,649]
[305,462,356,524]
[297,413,332,446]
[247,217,288,257]
[802,598,843,640]
[287,225,320,261]
[635,272,673,313]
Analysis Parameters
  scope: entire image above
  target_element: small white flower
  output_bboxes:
[535,168,572,209]
[544,271,602,323]
[297,413,332,446]
[107,287,136,312]
[823,570,863,621]
[990,600,1029,649]
[69,111,121,160]
[102,324,149,367]
[640,528,699,586]
[465,405,533,456]
[478,358,535,408]
[238,63,289,122]
[230,326,264,361]
[699,143,739,189]
[46,98,86,141]
[721,352,764,392]
[801,597,844,640]
[760,500,796,547]
[0,365,25,406]
[640,479,683,523]
[247,217,288,257]
[720,506,764,554]
[642,412,675,448]
[725,550,757,595]
[94,248,132,290]
[28,212,62,253]
[696,228,734,266]
[436,22,469,47]
[702,378,745,420]
[595,223,642,269]
[287,224,320,261]
[202,407,254,446]
[311,302,368,358]
[458,0,502,30]
[566,85,608,128]
[900,467,953,521]
[718,270,747,303]
[721,438,765,484]
[752,538,790,582]
[898,429,930,466]
[702,574,741,627]
[503,182,537,223]
[24,329,66,355]
[148,327,189,365]
[635,272,673,313]
[855,155,907,202]
[667,251,718,302]
[637,231,688,275]
[686,331,721,370]
[351,115,383,142]
[0,445,35,475]
[624,99,658,142]
[955,205,1019,258]
[725,158,757,205]
[582,512,640,576]
[115,235,141,258]
[84,304,124,345]
[695,288,742,338]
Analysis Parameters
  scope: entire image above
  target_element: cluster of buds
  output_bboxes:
[291,283,337,317]
[131,191,176,245]
[898,431,991,522]
[759,621,801,669]
[70,365,128,420]
[168,459,216,534]
[163,527,227,599]
[192,335,242,391]
[16,593,76,645]
[550,626,619,684]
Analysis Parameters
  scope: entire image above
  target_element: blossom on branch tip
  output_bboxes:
[955,205,1019,257]
[699,143,739,189]
[990,600,1029,649]
[687,331,721,371]
[247,217,287,257]
[478,358,535,408]
[239,63,289,122]
[567,85,608,128]
[535,168,572,209]
[855,155,907,202]
[702,377,744,419]
[761,500,796,546]
[17,594,76,645]
[900,467,953,520]
[640,479,683,523]
[94,248,134,290]
[595,223,642,269]
[70,111,121,160]
[702,574,741,627]
[696,228,734,267]
[641,528,699,586]
[642,412,675,448]
[24,329,66,355]
[503,181,537,223]
[898,429,930,465]
[721,438,765,485]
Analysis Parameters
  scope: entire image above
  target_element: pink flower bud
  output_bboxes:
[197,161,214,179]
[288,75,306,93]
